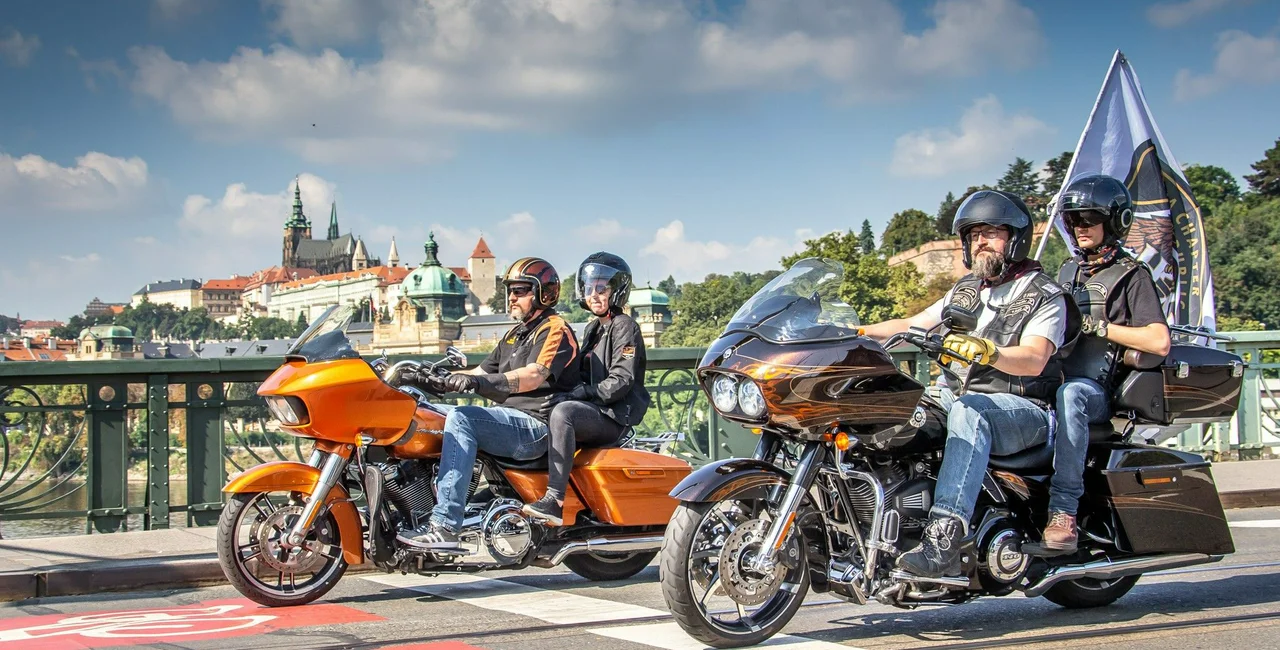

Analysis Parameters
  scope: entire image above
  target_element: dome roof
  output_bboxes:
[82,324,133,339]
[629,287,669,306]
[402,232,469,298]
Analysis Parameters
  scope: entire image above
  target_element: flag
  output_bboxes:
[1038,50,1216,335]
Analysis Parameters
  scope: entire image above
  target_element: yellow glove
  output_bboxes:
[941,333,1000,367]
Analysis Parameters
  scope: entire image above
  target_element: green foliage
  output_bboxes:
[879,209,938,257]
[1245,137,1280,198]
[50,313,113,339]
[554,273,593,323]
[998,157,1040,200]
[1042,151,1074,197]
[235,315,303,340]
[935,191,957,236]
[1205,198,1280,327]
[1184,163,1242,217]
[662,271,780,347]
[657,275,682,301]
[487,284,507,314]
[782,229,926,323]
[0,313,21,334]
[858,219,876,254]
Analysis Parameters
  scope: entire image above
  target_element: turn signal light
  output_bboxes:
[834,431,853,451]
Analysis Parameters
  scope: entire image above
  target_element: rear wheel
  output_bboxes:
[564,551,658,581]
[1042,575,1139,608]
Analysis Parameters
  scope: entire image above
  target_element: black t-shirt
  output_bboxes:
[1102,266,1165,328]
[479,309,580,418]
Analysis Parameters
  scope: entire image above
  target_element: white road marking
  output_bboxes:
[1229,519,1280,528]
[362,573,667,625]
[589,621,858,650]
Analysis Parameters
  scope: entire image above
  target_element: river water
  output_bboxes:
[0,479,193,539]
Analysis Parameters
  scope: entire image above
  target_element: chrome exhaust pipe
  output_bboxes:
[1025,553,1221,598]
[549,535,665,566]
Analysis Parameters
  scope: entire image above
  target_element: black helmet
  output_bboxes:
[575,252,633,312]
[952,190,1033,269]
[1057,174,1134,250]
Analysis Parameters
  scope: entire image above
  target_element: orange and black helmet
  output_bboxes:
[503,257,561,309]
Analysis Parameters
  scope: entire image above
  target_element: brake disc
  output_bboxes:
[718,519,788,606]
[251,504,332,574]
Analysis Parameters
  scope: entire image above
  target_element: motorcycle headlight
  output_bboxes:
[265,396,308,425]
[737,380,767,418]
[711,375,739,413]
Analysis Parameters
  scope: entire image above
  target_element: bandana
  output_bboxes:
[1076,244,1122,276]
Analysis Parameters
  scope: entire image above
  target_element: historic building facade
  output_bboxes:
[281,179,381,275]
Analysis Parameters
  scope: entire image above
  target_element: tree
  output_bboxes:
[782,230,927,323]
[937,185,991,236]
[554,273,592,323]
[998,157,1040,200]
[662,272,780,347]
[50,313,112,340]
[880,209,938,257]
[858,220,876,254]
[1244,137,1280,198]
[1183,163,1241,217]
[1041,151,1074,197]
[657,275,682,301]
[487,285,507,314]
[238,316,299,340]
[1205,197,1280,326]
[935,191,957,236]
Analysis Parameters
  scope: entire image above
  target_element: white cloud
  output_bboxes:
[639,220,815,282]
[0,28,40,68]
[127,0,1045,163]
[178,174,335,240]
[574,218,639,248]
[66,47,127,92]
[889,95,1053,178]
[1174,29,1280,100]
[59,253,102,264]
[1146,0,1239,28]
[0,151,150,213]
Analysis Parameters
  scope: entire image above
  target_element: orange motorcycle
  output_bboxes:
[216,305,691,607]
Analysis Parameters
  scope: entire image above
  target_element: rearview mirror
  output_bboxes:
[445,346,468,368]
[942,304,979,333]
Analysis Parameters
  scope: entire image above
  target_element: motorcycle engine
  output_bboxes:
[980,528,1030,585]
[846,461,933,546]
[379,460,482,527]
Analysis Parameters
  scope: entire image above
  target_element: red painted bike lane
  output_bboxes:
[0,598,388,649]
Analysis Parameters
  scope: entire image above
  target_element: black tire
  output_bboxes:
[659,502,809,648]
[563,551,658,581]
[217,492,348,607]
[1042,574,1139,609]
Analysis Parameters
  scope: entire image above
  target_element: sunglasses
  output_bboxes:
[507,286,533,297]
[583,282,611,296]
[1064,210,1107,228]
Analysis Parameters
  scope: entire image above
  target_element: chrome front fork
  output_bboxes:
[748,442,823,573]
[286,451,348,547]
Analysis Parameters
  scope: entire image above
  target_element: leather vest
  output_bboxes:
[946,271,1077,407]
[1057,254,1142,387]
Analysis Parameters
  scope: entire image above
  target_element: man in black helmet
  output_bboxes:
[1026,175,1170,555]
[861,190,1078,578]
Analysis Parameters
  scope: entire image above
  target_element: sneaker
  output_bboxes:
[1042,511,1078,552]
[522,495,564,526]
[396,521,462,551]
[896,513,966,578]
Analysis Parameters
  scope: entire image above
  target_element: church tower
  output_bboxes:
[467,236,496,310]
[352,237,369,271]
[327,201,340,240]
[282,177,311,268]
[388,237,401,268]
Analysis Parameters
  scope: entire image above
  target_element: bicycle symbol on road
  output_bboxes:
[0,604,277,643]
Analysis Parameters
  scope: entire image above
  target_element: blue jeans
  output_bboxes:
[1050,378,1110,515]
[430,405,549,532]
[933,388,1053,523]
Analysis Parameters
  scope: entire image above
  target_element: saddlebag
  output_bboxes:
[1113,344,1244,426]
[570,449,691,526]
[1092,444,1235,555]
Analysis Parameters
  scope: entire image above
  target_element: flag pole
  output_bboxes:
[1032,49,1125,261]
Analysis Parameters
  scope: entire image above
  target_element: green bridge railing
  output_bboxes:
[0,334,1274,538]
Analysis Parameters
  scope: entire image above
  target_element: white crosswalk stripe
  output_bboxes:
[1229,519,1280,528]
[589,621,855,650]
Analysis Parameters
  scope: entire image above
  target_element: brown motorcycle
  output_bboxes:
[659,258,1241,647]
[217,304,691,607]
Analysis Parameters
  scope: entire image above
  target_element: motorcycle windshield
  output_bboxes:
[722,257,863,344]
[285,304,362,362]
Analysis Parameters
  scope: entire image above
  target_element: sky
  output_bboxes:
[1,0,1279,320]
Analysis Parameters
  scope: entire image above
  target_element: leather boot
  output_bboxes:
[896,513,966,578]
[1042,511,1078,552]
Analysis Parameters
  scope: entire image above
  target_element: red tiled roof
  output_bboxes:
[243,266,320,291]
[280,266,412,290]
[204,277,251,291]
[21,320,64,328]
[449,267,472,282]
[108,305,125,315]
[471,237,494,259]
[2,349,67,362]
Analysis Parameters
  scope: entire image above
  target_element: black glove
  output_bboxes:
[538,385,593,420]
[443,373,478,394]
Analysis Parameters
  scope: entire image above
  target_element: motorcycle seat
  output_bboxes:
[987,422,1117,471]
[487,427,635,471]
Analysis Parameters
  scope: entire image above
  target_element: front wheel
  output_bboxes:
[660,500,809,649]
[217,491,349,607]
[1042,575,1139,608]
[564,551,658,581]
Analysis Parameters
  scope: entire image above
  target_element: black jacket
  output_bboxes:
[578,312,651,427]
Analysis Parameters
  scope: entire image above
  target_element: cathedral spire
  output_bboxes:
[423,232,442,267]
[327,201,339,240]
[388,236,401,267]
[285,176,309,228]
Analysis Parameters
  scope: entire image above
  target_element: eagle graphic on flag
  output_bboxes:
[1037,51,1216,335]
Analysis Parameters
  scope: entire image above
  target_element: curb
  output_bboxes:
[1221,488,1280,510]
